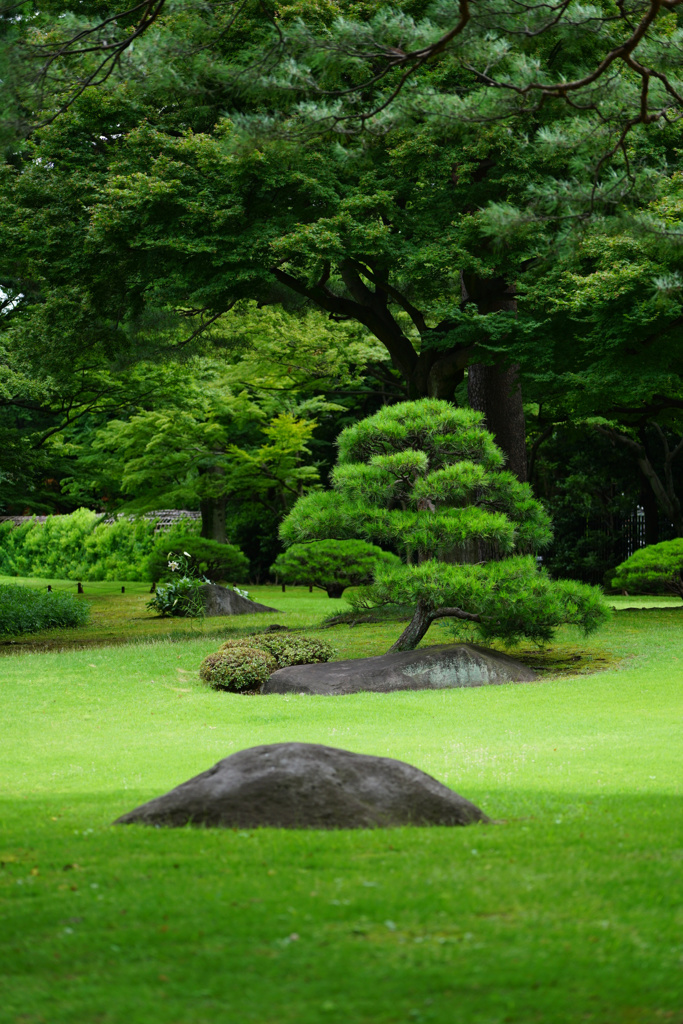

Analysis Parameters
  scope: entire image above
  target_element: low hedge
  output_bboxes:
[611,539,683,598]
[0,509,200,582]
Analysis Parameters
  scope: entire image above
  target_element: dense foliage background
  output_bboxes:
[1,0,681,583]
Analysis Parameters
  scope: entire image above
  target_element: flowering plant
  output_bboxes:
[147,552,210,618]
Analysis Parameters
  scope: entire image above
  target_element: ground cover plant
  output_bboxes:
[1,589,681,1024]
[201,633,335,692]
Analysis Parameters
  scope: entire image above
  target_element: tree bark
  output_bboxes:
[199,496,227,543]
[460,272,527,482]
[596,425,683,537]
[389,601,481,652]
[272,263,526,475]
[389,599,434,651]
[199,463,228,543]
[467,362,527,481]
[326,584,346,598]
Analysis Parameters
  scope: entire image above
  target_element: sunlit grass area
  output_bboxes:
[1,584,681,1023]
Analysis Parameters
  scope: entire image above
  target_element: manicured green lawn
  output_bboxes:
[0,585,681,1023]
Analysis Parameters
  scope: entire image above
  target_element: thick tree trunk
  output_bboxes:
[200,495,227,543]
[273,263,527,475]
[461,272,528,482]
[199,464,228,543]
[468,362,527,481]
[326,584,346,598]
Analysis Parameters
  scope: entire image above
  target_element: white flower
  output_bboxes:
[183,551,191,558]
[167,560,180,571]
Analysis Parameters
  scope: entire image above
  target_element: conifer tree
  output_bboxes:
[280,400,608,651]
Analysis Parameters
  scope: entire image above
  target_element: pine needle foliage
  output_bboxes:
[280,400,609,650]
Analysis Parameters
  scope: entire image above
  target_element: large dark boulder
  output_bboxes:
[262,643,536,696]
[113,742,488,830]
[199,584,278,617]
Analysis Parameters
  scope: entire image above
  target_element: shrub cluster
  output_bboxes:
[199,648,277,692]
[219,632,335,668]
[200,632,335,693]
[0,509,201,581]
[0,584,90,636]
[148,576,208,618]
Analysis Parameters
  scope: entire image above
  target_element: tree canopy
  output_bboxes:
[1,0,682,580]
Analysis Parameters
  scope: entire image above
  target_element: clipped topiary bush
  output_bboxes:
[199,647,277,692]
[146,536,249,584]
[0,584,90,636]
[279,399,609,651]
[611,539,683,599]
[271,539,402,598]
[218,632,335,669]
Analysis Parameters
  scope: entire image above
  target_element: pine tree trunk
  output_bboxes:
[326,584,346,598]
[388,600,434,652]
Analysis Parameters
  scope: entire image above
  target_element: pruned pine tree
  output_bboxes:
[280,400,608,651]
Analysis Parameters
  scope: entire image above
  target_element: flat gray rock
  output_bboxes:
[199,583,278,617]
[263,643,536,696]
[113,742,488,830]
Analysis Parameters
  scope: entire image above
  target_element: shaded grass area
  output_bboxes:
[1,606,682,1023]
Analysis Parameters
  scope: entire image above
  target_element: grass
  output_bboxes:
[0,573,679,658]
[0,583,682,1022]
[0,577,343,653]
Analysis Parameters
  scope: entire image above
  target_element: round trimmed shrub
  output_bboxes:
[271,539,401,598]
[218,632,335,668]
[146,537,249,584]
[199,647,277,692]
[611,539,683,598]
